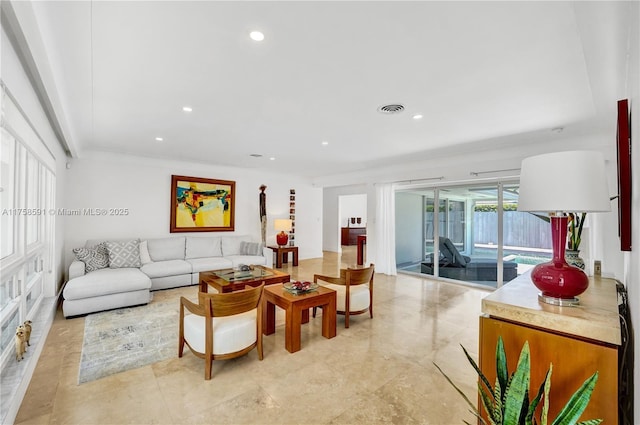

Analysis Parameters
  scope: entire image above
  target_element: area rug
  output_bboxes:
[78,300,179,384]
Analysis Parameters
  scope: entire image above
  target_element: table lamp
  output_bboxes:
[274,219,292,246]
[517,150,610,306]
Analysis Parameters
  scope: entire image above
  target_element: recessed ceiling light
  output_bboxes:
[412,114,423,120]
[269,157,276,161]
[250,31,264,41]
[321,141,329,146]
[155,137,163,142]
[182,106,193,112]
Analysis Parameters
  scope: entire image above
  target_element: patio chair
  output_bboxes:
[421,237,517,282]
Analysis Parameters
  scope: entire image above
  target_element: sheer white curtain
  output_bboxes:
[374,183,397,275]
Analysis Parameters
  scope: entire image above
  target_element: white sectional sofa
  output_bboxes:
[63,235,272,317]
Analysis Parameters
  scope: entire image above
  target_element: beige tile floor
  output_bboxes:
[15,247,491,425]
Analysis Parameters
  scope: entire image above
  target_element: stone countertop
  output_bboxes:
[481,272,621,346]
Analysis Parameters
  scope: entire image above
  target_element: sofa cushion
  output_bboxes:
[225,255,267,268]
[187,257,233,273]
[221,235,251,256]
[139,240,152,265]
[185,237,222,259]
[140,259,191,278]
[106,239,142,268]
[240,241,264,256]
[63,268,151,300]
[147,237,185,261]
[73,243,110,273]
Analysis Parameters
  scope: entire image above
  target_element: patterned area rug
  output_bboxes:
[78,300,178,384]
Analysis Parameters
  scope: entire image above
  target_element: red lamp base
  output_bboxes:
[276,231,288,247]
[530,262,589,306]
[530,215,589,307]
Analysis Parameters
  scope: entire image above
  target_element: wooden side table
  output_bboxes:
[262,285,337,353]
[480,274,620,424]
[356,235,367,265]
[267,245,299,268]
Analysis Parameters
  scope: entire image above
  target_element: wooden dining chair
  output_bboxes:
[313,264,375,328]
[178,283,264,380]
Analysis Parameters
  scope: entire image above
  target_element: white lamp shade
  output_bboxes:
[274,219,292,232]
[518,150,611,213]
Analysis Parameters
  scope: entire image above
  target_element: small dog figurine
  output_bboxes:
[15,326,26,361]
[23,320,32,346]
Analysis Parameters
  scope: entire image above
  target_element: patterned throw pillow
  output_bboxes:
[73,243,110,273]
[240,241,264,256]
[106,240,142,268]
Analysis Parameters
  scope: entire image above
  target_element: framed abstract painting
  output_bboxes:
[170,175,235,232]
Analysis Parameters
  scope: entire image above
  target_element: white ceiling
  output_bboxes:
[25,1,632,181]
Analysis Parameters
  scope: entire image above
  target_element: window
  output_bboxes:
[1,130,16,259]
[0,91,55,370]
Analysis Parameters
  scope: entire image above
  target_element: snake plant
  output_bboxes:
[567,212,587,251]
[434,337,602,425]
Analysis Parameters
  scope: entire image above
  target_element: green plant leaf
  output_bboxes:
[551,372,599,425]
[503,341,530,424]
[575,420,603,425]
[526,367,551,425]
[479,382,498,425]
[531,213,550,223]
[432,362,487,425]
[461,344,493,395]
[575,212,586,248]
[496,337,508,398]
[493,377,503,424]
[519,389,530,424]
[542,364,552,425]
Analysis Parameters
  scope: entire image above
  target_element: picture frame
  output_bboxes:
[170,175,235,232]
[616,99,632,251]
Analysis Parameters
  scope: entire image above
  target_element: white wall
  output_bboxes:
[63,152,323,271]
[395,192,423,266]
[339,194,367,228]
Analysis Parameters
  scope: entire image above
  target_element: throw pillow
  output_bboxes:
[106,239,142,268]
[139,240,152,265]
[240,241,264,256]
[73,243,109,273]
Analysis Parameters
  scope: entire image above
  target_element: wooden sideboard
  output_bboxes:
[341,227,366,246]
[479,273,620,424]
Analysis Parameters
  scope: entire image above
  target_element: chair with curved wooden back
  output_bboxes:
[179,283,264,380]
[312,264,374,328]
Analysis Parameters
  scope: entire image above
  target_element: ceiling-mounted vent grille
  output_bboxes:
[378,104,405,114]
[249,153,263,158]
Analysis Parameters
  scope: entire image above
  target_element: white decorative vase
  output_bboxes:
[565,249,585,270]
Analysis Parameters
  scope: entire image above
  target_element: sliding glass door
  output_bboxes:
[396,181,551,288]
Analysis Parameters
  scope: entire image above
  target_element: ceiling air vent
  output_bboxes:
[378,104,405,114]
[249,154,263,158]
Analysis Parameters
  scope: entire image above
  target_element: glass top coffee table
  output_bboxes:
[199,265,290,293]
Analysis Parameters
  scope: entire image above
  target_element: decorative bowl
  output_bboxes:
[283,281,318,294]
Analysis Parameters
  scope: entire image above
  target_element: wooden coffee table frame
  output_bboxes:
[199,266,289,293]
[263,285,337,353]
